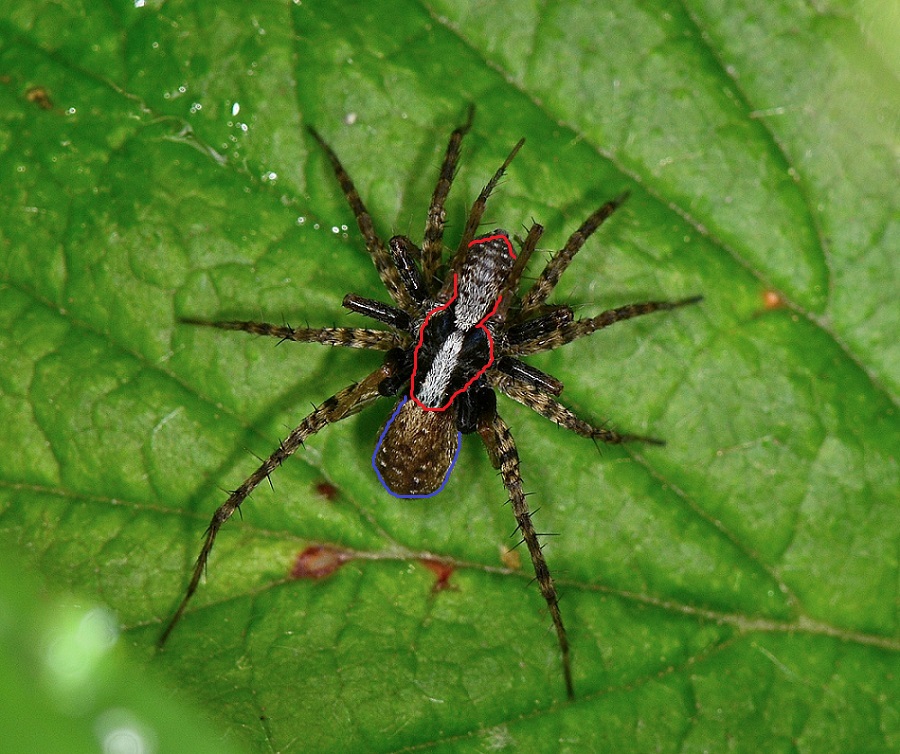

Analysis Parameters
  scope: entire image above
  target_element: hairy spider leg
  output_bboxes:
[342,294,411,331]
[506,297,703,357]
[494,222,544,326]
[506,308,575,349]
[478,410,574,700]
[306,126,414,310]
[388,236,430,304]
[518,193,630,318]
[491,371,664,445]
[510,223,543,284]
[454,139,525,259]
[158,364,392,646]
[179,318,403,351]
[421,105,475,286]
[495,356,564,396]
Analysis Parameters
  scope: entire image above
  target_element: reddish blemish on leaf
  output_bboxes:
[420,558,455,592]
[314,481,339,501]
[290,546,352,580]
[762,289,786,310]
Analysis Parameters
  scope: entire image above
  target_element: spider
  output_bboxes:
[160,107,701,700]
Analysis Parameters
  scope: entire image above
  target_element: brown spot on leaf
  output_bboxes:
[26,86,53,110]
[290,546,352,580]
[420,558,455,592]
[314,481,339,501]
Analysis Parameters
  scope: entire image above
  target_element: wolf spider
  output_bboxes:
[160,107,700,700]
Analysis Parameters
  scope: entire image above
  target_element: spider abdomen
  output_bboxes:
[373,398,460,497]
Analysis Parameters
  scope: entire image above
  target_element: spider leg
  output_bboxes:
[421,106,475,287]
[388,236,429,305]
[455,138,525,259]
[179,318,402,350]
[495,222,543,324]
[343,294,411,330]
[511,222,543,284]
[477,410,574,701]
[158,364,391,646]
[506,307,574,348]
[496,356,563,396]
[491,371,664,445]
[519,193,629,318]
[306,126,414,309]
[506,296,702,357]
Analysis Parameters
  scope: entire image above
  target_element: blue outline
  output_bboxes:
[372,396,463,499]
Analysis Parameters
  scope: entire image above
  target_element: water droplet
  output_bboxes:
[231,101,240,117]
[95,708,157,754]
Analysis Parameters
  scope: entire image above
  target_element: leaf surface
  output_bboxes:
[1,1,897,752]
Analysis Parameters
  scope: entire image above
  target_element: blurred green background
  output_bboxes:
[0,1,897,752]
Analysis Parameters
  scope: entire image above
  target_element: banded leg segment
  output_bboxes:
[519,193,629,318]
[342,294,411,330]
[495,222,544,325]
[455,139,525,258]
[306,126,414,309]
[491,372,663,445]
[421,107,474,286]
[478,411,574,700]
[507,296,702,356]
[179,318,402,350]
[389,236,429,304]
[158,364,391,646]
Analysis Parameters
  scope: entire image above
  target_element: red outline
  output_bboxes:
[409,233,516,412]
[475,233,517,260]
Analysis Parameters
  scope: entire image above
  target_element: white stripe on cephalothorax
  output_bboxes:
[416,330,464,408]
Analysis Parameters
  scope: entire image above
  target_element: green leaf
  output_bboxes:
[1,1,897,752]
[0,550,247,754]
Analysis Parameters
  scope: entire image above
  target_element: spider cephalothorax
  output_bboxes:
[161,108,700,699]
